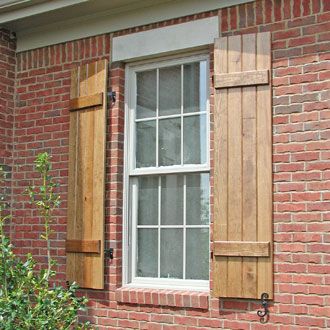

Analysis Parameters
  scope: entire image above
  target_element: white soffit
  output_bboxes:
[16,0,253,52]
[112,16,218,62]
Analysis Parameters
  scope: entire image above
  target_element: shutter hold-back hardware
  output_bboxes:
[105,247,114,259]
[108,91,116,103]
[257,292,269,323]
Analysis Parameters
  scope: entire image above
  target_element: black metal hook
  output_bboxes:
[257,292,269,323]
[105,247,114,259]
[108,91,116,103]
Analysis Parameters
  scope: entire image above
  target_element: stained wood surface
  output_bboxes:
[214,69,269,88]
[65,240,101,253]
[66,59,107,289]
[227,34,243,299]
[69,93,103,111]
[212,32,272,299]
[213,36,228,297]
[256,32,273,298]
[214,241,270,257]
[242,33,258,298]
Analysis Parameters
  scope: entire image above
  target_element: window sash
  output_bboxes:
[124,54,210,290]
[127,54,210,176]
[130,174,210,283]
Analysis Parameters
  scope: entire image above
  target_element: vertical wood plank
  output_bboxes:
[242,33,258,298]
[75,63,89,285]
[227,34,243,298]
[83,61,96,287]
[256,32,273,299]
[66,66,79,282]
[213,37,228,297]
[91,60,106,288]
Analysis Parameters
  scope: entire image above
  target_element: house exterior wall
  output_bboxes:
[6,0,330,328]
[0,29,15,167]
[0,28,15,234]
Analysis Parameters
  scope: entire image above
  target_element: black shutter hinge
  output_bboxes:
[107,91,116,103]
[104,247,114,259]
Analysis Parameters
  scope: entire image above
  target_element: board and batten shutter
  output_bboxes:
[212,32,273,299]
[66,59,108,289]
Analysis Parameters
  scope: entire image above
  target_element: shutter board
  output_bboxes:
[212,32,273,299]
[214,241,270,257]
[214,69,269,88]
[66,59,107,289]
[69,93,103,111]
[66,240,101,253]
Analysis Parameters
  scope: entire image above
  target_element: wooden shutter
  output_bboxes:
[212,32,273,299]
[66,59,108,289]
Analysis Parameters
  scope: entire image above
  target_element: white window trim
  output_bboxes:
[123,53,210,291]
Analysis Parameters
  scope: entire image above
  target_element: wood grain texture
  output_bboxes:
[66,66,79,283]
[69,93,103,111]
[214,241,270,257]
[256,32,273,299]
[242,33,258,299]
[227,34,242,298]
[65,240,101,253]
[66,59,107,289]
[212,32,272,299]
[213,36,228,298]
[214,70,269,88]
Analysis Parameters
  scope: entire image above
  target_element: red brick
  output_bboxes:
[293,0,302,17]
[303,21,330,35]
[312,0,321,13]
[230,6,237,30]
[291,191,320,201]
[295,316,326,327]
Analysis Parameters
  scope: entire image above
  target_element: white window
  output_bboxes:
[124,54,210,290]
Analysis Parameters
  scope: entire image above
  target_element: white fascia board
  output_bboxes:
[16,0,253,52]
[0,0,87,23]
[112,16,218,62]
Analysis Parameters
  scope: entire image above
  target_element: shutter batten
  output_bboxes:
[66,59,107,290]
[214,69,269,88]
[69,93,104,111]
[212,32,273,299]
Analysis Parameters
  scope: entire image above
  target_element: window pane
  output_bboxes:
[183,62,199,113]
[159,118,181,166]
[186,173,209,225]
[161,174,183,225]
[138,176,158,225]
[136,70,157,119]
[137,229,158,277]
[186,228,209,280]
[160,229,183,279]
[159,65,181,116]
[183,114,207,164]
[136,120,156,167]
[183,61,207,113]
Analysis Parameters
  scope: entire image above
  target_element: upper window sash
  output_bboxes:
[126,54,210,176]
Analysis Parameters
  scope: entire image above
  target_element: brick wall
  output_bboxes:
[0,28,15,166]
[0,28,16,233]
[8,0,330,329]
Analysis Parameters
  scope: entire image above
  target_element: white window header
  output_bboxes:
[112,16,218,62]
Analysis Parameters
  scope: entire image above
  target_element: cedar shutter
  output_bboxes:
[212,32,273,299]
[66,59,108,289]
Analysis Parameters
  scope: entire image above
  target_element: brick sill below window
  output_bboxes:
[116,287,209,310]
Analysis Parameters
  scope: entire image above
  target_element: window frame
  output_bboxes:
[123,53,210,291]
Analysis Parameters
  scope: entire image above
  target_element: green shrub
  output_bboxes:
[0,154,91,330]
